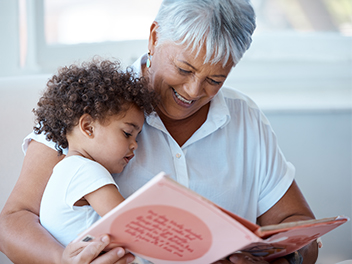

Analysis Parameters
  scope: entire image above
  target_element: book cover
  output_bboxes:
[74,172,349,263]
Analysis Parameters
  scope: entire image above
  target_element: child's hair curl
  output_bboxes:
[33,58,157,155]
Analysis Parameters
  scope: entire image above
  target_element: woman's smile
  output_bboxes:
[171,87,194,107]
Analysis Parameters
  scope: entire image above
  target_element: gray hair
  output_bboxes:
[154,0,256,66]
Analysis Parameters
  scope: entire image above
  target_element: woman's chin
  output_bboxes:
[157,104,200,121]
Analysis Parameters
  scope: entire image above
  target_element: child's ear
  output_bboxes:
[79,114,94,138]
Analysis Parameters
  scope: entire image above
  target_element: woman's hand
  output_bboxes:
[212,252,269,264]
[62,235,135,264]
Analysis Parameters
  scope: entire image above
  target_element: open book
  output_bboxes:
[74,172,349,263]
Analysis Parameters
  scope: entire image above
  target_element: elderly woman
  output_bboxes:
[0,0,318,263]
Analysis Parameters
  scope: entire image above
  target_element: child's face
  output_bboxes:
[89,105,145,174]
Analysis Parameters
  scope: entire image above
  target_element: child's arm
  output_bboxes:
[84,184,125,216]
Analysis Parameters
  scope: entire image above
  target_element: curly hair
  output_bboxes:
[33,58,157,155]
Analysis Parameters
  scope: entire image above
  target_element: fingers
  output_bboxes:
[227,252,268,264]
[212,259,233,264]
[91,247,135,264]
[77,235,111,262]
[212,252,268,264]
[63,234,135,264]
[62,240,89,264]
[87,235,135,264]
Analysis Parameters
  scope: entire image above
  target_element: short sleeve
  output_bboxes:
[65,160,118,208]
[22,131,68,155]
[258,162,295,215]
[256,110,295,216]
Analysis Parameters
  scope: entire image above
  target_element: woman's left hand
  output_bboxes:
[212,252,269,264]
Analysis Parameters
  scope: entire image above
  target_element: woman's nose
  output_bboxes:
[184,79,203,99]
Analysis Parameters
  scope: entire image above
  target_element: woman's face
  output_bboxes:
[147,40,234,121]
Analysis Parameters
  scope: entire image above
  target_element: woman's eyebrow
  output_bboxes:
[177,59,227,78]
[177,60,197,70]
[210,74,227,78]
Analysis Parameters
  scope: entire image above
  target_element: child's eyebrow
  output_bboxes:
[125,122,141,131]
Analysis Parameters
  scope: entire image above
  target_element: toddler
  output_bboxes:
[33,58,156,246]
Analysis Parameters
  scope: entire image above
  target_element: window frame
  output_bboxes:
[28,0,352,111]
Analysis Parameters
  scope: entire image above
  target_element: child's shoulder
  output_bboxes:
[56,155,98,170]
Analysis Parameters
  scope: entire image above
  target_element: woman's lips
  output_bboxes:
[172,88,194,107]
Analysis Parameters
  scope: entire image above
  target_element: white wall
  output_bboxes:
[0,1,20,75]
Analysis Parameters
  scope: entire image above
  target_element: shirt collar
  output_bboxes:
[207,89,231,129]
[130,54,144,77]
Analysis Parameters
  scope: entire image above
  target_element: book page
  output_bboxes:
[242,216,349,261]
[109,205,212,260]
[256,216,348,238]
[75,172,261,264]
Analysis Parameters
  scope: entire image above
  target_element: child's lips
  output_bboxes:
[124,154,134,164]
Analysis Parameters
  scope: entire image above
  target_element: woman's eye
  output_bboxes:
[178,68,192,75]
[208,78,222,85]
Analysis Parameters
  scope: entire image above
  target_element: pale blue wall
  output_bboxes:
[266,110,352,263]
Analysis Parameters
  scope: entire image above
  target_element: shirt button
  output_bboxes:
[176,153,181,158]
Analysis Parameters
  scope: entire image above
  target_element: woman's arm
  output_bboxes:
[257,180,318,264]
[0,140,65,263]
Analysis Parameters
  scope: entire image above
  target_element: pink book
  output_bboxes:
[74,172,349,263]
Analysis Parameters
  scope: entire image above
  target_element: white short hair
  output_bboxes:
[154,0,256,66]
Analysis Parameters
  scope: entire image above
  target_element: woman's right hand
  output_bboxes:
[62,235,135,264]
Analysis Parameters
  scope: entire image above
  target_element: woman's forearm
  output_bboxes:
[258,181,319,263]
[0,140,65,263]
[300,240,319,264]
[0,210,64,264]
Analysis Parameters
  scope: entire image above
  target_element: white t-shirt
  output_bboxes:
[39,155,117,246]
[24,55,294,224]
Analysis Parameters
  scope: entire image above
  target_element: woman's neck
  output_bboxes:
[157,103,210,147]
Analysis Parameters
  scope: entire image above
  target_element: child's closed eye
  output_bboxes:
[123,131,132,138]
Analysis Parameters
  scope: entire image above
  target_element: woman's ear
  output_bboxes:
[148,21,159,55]
[79,114,95,138]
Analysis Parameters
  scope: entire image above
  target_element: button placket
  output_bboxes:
[167,136,189,187]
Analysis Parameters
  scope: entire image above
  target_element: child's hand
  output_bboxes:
[62,235,135,264]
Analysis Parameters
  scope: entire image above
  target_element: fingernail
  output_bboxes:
[116,248,124,257]
[126,255,135,263]
[101,235,109,243]
[229,255,240,262]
